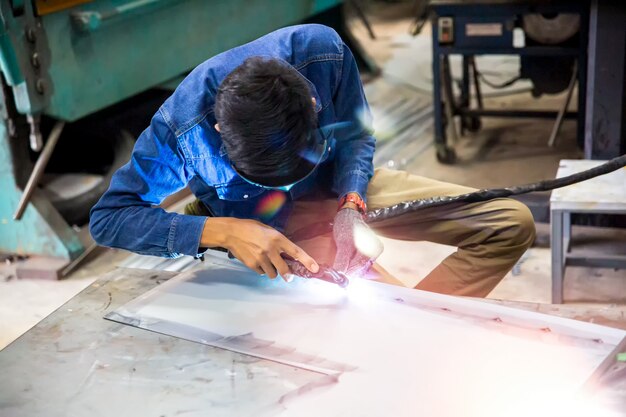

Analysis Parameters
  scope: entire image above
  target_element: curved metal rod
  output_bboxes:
[366,154,626,223]
[13,121,65,220]
[290,154,626,241]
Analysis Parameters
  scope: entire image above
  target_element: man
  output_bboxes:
[90,24,535,297]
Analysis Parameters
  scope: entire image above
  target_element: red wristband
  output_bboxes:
[338,193,367,215]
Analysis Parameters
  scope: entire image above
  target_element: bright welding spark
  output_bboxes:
[287,267,379,306]
[343,277,380,306]
[287,220,383,304]
[292,275,348,301]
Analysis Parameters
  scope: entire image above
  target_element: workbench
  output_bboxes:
[1,268,625,416]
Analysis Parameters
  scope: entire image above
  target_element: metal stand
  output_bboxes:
[0,121,84,260]
[430,1,588,164]
[550,159,626,304]
[13,121,65,220]
[548,64,578,147]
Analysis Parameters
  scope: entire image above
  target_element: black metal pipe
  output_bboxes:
[290,154,626,241]
[367,154,626,223]
[458,109,578,119]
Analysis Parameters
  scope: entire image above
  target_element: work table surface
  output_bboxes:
[1,267,625,416]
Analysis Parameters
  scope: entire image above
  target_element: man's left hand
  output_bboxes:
[332,207,383,275]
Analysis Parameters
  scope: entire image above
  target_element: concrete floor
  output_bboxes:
[1,2,625,351]
[351,1,625,308]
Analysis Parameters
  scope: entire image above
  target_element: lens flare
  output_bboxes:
[356,105,373,131]
[353,223,384,260]
[299,146,323,164]
[254,191,287,221]
[507,389,621,417]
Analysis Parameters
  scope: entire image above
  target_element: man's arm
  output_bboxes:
[330,44,384,273]
[200,217,318,279]
[89,110,206,258]
[332,43,375,204]
[90,110,319,276]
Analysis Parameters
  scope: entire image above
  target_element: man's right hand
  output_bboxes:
[201,217,319,280]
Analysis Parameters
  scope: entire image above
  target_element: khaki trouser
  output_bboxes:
[187,168,536,297]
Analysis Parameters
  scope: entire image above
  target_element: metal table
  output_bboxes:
[429,0,589,163]
[550,159,626,304]
[1,268,625,416]
[0,268,323,417]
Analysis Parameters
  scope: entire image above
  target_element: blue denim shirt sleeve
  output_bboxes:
[89,110,206,258]
[90,25,375,258]
[332,44,375,202]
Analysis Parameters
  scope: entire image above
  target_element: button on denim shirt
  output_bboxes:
[90,24,375,258]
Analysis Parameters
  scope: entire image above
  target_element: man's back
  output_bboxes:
[160,24,344,138]
[90,24,374,258]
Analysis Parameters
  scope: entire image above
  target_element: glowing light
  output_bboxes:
[291,275,348,303]
[344,277,380,306]
[353,223,384,260]
[299,146,323,164]
[507,390,621,417]
[288,273,380,308]
[319,121,352,132]
[465,344,621,417]
[254,191,287,221]
[356,106,373,131]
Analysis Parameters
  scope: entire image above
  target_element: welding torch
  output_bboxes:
[282,255,350,288]
[285,154,626,286]
[214,155,626,288]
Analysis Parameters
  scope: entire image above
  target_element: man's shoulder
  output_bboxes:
[272,24,344,61]
[224,24,344,71]
[159,24,344,137]
[157,59,224,138]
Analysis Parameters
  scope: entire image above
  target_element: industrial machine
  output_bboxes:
[429,0,589,164]
[0,0,345,265]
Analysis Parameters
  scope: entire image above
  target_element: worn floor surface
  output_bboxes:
[1,2,624,350]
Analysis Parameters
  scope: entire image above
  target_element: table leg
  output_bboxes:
[563,212,571,255]
[551,210,565,304]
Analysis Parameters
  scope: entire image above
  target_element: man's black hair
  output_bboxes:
[214,56,318,186]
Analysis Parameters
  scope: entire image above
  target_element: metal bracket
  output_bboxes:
[0,0,52,116]
[71,0,182,33]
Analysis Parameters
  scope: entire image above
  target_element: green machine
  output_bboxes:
[0,0,342,262]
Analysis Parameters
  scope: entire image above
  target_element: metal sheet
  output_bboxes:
[0,267,320,417]
[107,256,626,417]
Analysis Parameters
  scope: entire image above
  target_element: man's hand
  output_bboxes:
[332,207,383,275]
[201,217,318,280]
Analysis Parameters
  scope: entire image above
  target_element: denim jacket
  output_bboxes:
[89,24,375,258]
